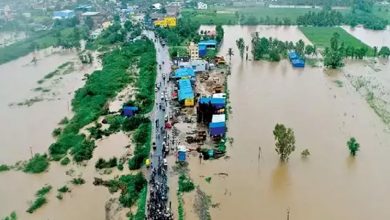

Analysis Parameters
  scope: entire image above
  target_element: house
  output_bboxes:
[188,42,199,60]
[154,16,177,28]
[178,79,194,107]
[197,2,208,10]
[199,44,207,57]
[53,10,75,20]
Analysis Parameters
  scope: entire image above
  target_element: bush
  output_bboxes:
[58,185,69,193]
[36,185,52,197]
[60,157,70,166]
[52,128,62,137]
[95,157,118,169]
[117,163,124,171]
[178,174,195,193]
[2,211,17,220]
[71,178,86,185]
[131,185,147,220]
[23,154,49,173]
[59,117,69,125]
[117,173,147,207]
[128,122,151,170]
[0,164,10,172]
[26,197,46,213]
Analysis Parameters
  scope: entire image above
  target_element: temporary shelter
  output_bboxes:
[178,79,194,106]
[199,97,226,109]
[291,59,305,67]
[122,106,139,117]
[198,45,207,57]
[209,122,226,136]
[174,67,195,79]
[178,145,187,162]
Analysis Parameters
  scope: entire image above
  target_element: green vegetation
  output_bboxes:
[71,178,86,185]
[57,185,69,193]
[128,122,152,170]
[52,128,62,137]
[182,9,237,25]
[27,185,52,213]
[236,38,245,59]
[299,27,371,50]
[2,211,17,220]
[36,185,52,197]
[49,39,154,162]
[297,10,343,26]
[59,117,69,125]
[0,26,87,65]
[273,124,296,162]
[26,197,46,213]
[23,154,49,173]
[169,46,189,58]
[95,157,117,169]
[178,192,184,220]
[252,33,306,61]
[0,164,10,172]
[205,177,212,183]
[156,18,200,46]
[301,149,311,158]
[324,32,345,68]
[60,157,70,166]
[178,174,195,193]
[130,185,147,220]
[104,173,147,207]
[38,62,74,85]
[347,137,360,156]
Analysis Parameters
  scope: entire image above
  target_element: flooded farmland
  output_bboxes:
[183,25,390,220]
[342,25,390,48]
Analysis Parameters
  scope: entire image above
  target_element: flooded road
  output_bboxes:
[0,48,100,164]
[342,25,390,48]
[186,25,390,220]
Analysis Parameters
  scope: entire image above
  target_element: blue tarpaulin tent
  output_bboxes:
[174,67,195,79]
[199,97,226,109]
[122,106,138,117]
[292,59,305,67]
[178,79,194,101]
[178,146,187,162]
[209,122,226,136]
[288,51,299,61]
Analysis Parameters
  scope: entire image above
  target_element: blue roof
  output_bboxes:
[178,79,194,101]
[198,40,217,47]
[291,59,305,67]
[198,44,207,50]
[199,97,226,107]
[123,106,138,111]
[174,67,195,79]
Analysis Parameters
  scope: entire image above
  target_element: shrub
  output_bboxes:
[131,186,147,220]
[26,197,46,213]
[0,164,10,172]
[2,211,17,220]
[95,157,118,169]
[347,137,360,156]
[58,185,69,193]
[56,194,63,200]
[36,185,52,197]
[117,173,147,207]
[52,128,62,137]
[58,117,69,125]
[71,178,86,185]
[117,162,124,171]
[178,174,195,193]
[60,157,70,166]
[128,122,151,170]
[23,154,49,173]
[301,149,310,158]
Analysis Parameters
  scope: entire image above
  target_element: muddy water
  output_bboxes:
[342,25,390,48]
[187,25,390,220]
[0,48,100,164]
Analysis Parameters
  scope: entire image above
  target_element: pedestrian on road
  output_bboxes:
[199,153,203,164]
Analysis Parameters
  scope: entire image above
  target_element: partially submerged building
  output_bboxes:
[178,79,194,107]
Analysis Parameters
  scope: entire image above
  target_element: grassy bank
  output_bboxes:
[0,28,84,65]
[26,185,52,213]
[130,185,148,220]
[299,26,374,54]
[49,39,155,162]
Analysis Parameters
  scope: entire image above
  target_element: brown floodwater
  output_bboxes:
[342,25,390,48]
[0,48,100,164]
[185,25,390,220]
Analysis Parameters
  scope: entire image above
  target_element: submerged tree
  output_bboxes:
[236,38,245,59]
[273,124,296,162]
[347,137,360,156]
[227,48,234,63]
[324,32,344,69]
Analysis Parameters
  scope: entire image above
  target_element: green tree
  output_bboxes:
[347,137,360,156]
[124,20,133,32]
[373,46,378,57]
[324,32,344,69]
[216,25,224,43]
[236,38,245,59]
[273,124,296,162]
[304,45,315,56]
[295,39,305,56]
[227,48,234,63]
[378,46,390,58]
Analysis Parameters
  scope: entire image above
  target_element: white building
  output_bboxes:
[152,3,162,10]
[197,2,208,10]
